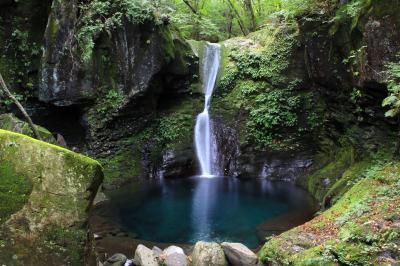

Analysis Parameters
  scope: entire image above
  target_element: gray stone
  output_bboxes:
[134,244,159,266]
[162,246,187,266]
[152,246,163,257]
[192,241,228,266]
[164,245,185,256]
[165,253,188,266]
[104,253,127,266]
[221,242,259,266]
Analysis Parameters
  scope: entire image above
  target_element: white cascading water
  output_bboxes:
[194,43,221,177]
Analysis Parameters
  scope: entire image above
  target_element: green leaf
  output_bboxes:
[385,109,398,118]
[382,95,398,107]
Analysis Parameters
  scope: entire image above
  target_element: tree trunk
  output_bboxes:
[225,9,234,38]
[244,0,257,31]
[183,0,197,14]
[0,73,42,140]
[226,0,249,35]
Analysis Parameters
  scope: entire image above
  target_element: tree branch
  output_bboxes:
[0,73,42,140]
[183,0,197,14]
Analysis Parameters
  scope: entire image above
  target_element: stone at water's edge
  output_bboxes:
[0,129,103,265]
[221,242,260,266]
[192,241,228,266]
[104,253,127,266]
[134,244,159,266]
[162,246,188,266]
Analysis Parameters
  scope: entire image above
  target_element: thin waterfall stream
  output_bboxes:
[194,43,221,177]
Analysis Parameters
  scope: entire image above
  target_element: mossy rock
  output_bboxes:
[0,113,56,144]
[0,129,103,265]
[98,96,201,185]
[259,151,400,265]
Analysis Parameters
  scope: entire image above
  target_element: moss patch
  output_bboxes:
[212,23,324,152]
[259,150,400,265]
[0,163,32,224]
[99,96,202,183]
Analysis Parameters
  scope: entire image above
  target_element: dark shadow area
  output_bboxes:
[30,104,87,149]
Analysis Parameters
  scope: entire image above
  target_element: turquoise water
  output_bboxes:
[107,177,315,248]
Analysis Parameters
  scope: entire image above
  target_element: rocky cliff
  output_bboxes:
[1,0,201,185]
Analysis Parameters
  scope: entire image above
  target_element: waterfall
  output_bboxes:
[194,43,221,177]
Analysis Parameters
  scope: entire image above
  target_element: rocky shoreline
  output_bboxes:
[100,241,262,266]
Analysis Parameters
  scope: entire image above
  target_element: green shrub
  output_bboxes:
[382,57,400,118]
[95,88,124,114]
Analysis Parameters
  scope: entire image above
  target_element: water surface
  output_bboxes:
[107,177,315,248]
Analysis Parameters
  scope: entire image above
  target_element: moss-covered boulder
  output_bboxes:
[0,129,103,265]
[0,113,55,144]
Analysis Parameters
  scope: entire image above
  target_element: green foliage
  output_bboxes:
[216,27,323,151]
[333,0,373,31]
[231,32,296,84]
[0,29,40,105]
[171,11,219,40]
[246,88,301,150]
[95,88,125,114]
[170,0,332,41]
[156,114,193,144]
[382,57,400,118]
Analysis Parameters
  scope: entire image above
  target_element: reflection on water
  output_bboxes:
[107,177,315,248]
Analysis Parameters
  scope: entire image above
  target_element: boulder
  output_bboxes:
[134,244,159,266]
[0,129,103,265]
[221,242,259,266]
[152,246,163,257]
[162,246,188,266]
[192,241,228,266]
[104,253,127,266]
[0,113,56,144]
[164,245,185,255]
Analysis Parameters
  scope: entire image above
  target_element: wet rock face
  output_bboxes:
[301,3,400,91]
[258,156,313,181]
[110,20,166,99]
[238,151,313,181]
[159,148,195,179]
[361,16,400,85]
[212,118,241,176]
[300,18,351,91]
[40,0,167,107]
[212,118,313,180]
[39,0,88,106]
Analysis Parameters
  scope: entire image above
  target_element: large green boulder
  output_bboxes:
[0,129,103,265]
